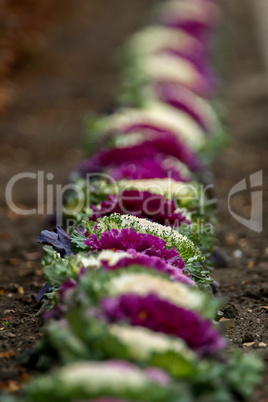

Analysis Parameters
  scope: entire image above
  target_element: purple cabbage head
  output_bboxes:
[76,130,204,179]
[90,190,190,227]
[160,0,219,43]
[101,250,195,286]
[102,293,226,356]
[153,82,215,133]
[84,228,185,269]
[107,159,189,181]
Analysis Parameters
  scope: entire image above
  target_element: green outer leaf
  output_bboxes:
[70,230,90,253]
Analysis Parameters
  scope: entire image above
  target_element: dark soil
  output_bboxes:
[0,0,267,399]
[212,3,268,401]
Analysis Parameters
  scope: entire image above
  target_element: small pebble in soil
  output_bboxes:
[258,342,267,347]
[6,332,16,338]
[3,309,14,315]
[243,342,255,347]
[247,260,255,269]
[225,232,237,246]
[233,249,243,258]
[17,286,24,295]
[238,238,248,248]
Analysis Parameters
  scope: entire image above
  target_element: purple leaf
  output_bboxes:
[38,226,72,257]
